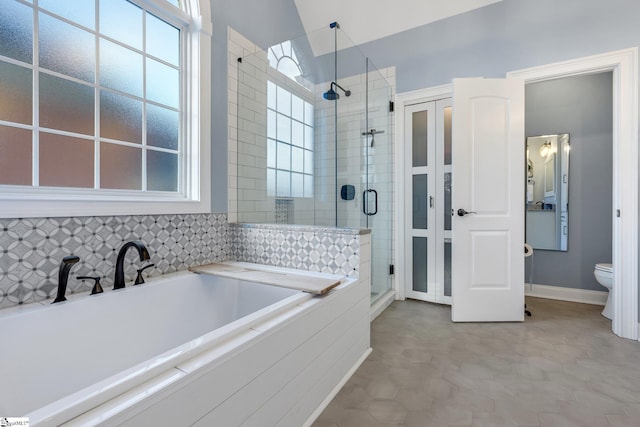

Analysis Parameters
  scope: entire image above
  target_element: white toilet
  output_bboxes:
[594,263,613,319]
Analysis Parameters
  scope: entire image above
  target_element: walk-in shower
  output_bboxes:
[234,23,394,304]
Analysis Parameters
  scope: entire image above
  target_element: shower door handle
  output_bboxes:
[363,189,378,216]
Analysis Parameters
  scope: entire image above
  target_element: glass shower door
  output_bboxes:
[364,61,393,303]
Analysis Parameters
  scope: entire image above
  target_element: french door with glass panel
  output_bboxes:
[405,98,453,304]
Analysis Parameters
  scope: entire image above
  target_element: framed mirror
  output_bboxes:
[525,133,570,251]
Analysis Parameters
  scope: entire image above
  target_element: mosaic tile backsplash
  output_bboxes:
[0,214,364,310]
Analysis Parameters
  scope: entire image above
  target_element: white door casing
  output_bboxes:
[451,78,525,322]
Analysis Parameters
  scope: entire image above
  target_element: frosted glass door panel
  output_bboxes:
[444,106,452,165]
[0,1,33,63]
[40,73,94,135]
[413,174,428,229]
[444,240,452,297]
[147,151,177,192]
[412,110,428,167]
[39,13,95,82]
[0,62,32,124]
[0,125,32,185]
[100,91,142,143]
[100,143,141,190]
[444,172,452,231]
[39,132,93,188]
[413,237,428,293]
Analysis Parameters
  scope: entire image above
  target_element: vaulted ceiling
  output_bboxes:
[293,0,503,56]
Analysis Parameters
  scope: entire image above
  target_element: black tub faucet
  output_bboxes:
[52,255,80,304]
[114,240,150,290]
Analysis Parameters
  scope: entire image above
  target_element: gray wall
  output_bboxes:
[525,72,613,291]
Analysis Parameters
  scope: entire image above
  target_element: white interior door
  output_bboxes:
[451,78,525,322]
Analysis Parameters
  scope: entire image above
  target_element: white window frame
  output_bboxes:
[0,0,211,218]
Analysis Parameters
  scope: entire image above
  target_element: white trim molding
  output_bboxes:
[525,283,608,306]
[509,48,639,341]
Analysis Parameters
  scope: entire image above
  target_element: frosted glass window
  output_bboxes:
[304,150,313,174]
[291,173,304,198]
[291,147,304,173]
[100,143,141,190]
[146,13,179,66]
[146,58,179,108]
[0,62,32,125]
[100,91,142,143]
[413,174,428,229]
[292,120,304,147]
[147,104,178,150]
[291,95,303,122]
[40,133,93,188]
[39,13,95,83]
[277,86,291,115]
[39,0,94,29]
[0,0,191,198]
[276,170,290,197]
[267,110,276,139]
[0,1,33,63]
[267,139,276,168]
[0,126,31,185]
[100,39,143,97]
[266,81,313,198]
[304,101,313,125]
[100,0,143,50]
[304,125,313,150]
[267,81,276,110]
[40,73,94,135]
[147,150,177,191]
[277,142,291,170]
[267,169,276,196]
[304,175,313,197]
[412,237,428,293]
[277,114,290,143]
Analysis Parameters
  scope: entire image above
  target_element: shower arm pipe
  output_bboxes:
[330,81,351,96]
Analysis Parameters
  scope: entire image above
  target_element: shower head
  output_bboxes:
[323,81,351,100]
[323,87,339,100]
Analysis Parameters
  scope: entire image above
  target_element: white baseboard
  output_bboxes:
[525,283,607,306]
[371,290,395,321]
[303,348,372,427]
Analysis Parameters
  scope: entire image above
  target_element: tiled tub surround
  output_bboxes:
[0,214,368,310]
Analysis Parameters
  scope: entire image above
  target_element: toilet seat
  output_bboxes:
[595,263,613,273]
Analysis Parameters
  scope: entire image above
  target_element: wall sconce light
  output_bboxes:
[539,141,552,157]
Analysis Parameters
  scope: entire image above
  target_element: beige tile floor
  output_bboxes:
[313,297,640,427]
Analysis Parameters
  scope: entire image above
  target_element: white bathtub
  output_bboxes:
[0,265,370,426]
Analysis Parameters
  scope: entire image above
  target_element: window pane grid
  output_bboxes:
[0,0,183,192]
[266,81,313,198]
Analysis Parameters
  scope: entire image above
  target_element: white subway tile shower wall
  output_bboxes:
[0,215,364,310]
